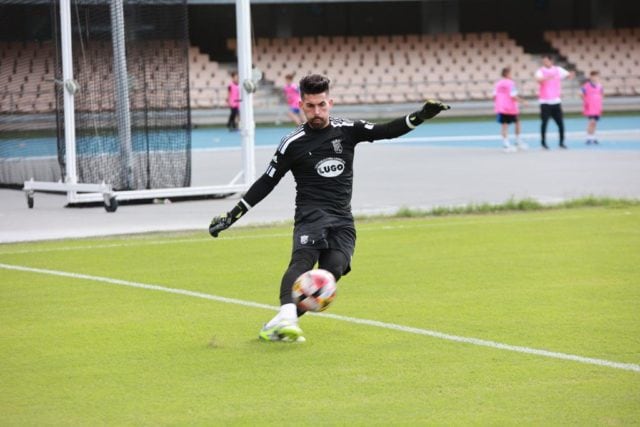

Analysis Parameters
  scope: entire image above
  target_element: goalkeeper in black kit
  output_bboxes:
[209,74,450,342]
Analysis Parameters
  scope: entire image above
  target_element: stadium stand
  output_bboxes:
[189,45,229,108]
[2,29,639,114]
[544,28,640,96]
[0,40,228,113]
[0,40,56,113]
[243,32,541,105]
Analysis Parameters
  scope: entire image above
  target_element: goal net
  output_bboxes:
[54,0,191,191]
[4,0,256,210]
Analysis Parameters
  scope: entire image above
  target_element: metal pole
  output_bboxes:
[235,0,255,186]
[59,0,78,202]
[110,0,134,190]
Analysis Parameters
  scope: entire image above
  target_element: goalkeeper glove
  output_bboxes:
[408,99,451,126]
[209,201,249,238]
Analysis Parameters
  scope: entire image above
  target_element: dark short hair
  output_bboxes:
[501,66,511,77]
[299,74,330,97]
[590,70,599,76]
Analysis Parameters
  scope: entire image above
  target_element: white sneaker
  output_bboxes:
[503,145,517,153]
[516,141,529,151]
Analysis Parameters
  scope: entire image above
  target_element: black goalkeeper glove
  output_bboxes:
[209,201,248,238]
[408,99,451,126]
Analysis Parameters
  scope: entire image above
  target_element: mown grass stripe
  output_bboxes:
[1,262,638,374]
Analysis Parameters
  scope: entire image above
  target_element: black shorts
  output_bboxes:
[497,113,518,124]
[587,115,600,121]
[292,208,356,270]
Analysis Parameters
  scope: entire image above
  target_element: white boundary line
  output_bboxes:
[391,129,640,144]
[1,262,638,373]
[195,128,640,152]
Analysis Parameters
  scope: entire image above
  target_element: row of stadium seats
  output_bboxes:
[2,28,639,113]
[0,41,57,113]
[0,40,217,113]
[234,32,540,105]
[544,28,640,96]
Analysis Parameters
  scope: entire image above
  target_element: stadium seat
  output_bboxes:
[544,28,640,96]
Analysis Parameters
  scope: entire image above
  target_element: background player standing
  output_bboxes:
[283,73,305,126]
[493,66,527,152]
[209,74,450,342]
[580,71,604,145]
[535,55,574,149]
[226,71,240,131]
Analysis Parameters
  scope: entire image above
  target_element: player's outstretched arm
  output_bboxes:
[353,99,450,143]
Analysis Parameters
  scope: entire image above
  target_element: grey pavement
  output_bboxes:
[1,144,639,243]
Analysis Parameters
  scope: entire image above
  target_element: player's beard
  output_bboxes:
[308,116,328,129]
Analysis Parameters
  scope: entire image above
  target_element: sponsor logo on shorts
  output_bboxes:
[315,157,346,178]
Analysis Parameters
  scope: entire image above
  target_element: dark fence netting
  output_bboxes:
[0,0,191,190]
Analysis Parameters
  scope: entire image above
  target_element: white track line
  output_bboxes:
[1,262,638,373]
[390,129,640,144]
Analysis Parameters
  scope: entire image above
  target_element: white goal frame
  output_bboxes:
[23,0,256,212]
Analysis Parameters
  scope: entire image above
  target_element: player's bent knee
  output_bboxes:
[319,251,349,282]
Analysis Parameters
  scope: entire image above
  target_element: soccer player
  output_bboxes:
[580,71,604,145]
[226,71,240,131]
[493,66,527,152]
[535,55,574,149]
[208,74,450,342]
[283,73,305,126]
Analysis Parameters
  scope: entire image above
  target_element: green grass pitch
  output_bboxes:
[1,206,639,425]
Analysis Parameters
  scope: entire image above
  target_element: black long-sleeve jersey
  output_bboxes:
[241,114,418,222]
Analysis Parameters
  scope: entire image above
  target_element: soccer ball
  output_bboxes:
[292,269,337,312]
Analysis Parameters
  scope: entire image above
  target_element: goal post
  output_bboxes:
[23,0,256,212]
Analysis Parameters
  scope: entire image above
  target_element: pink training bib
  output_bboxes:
[228,83,240,108]
[582,82,603,116]
[284,83,301,108]
[538,66,563,101]
[494,78,519,115]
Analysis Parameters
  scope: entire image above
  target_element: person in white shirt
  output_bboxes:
[535,55,574,149]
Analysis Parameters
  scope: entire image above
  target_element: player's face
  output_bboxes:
[542,57,552,67]
[300,92,333,129]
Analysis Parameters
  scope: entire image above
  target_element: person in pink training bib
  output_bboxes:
[283,74,305,125]
[493,66,527,152]
[226,71,240,131]
[580,71,604,145]
[535,55,574,149]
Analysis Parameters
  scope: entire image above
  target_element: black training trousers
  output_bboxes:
[540,103,565,146]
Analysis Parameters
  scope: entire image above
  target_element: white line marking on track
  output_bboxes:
[1,262,638,373]
[375,129,640,145]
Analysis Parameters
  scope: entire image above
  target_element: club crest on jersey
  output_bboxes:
[315,157,346,178]
[330,138,343,154]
